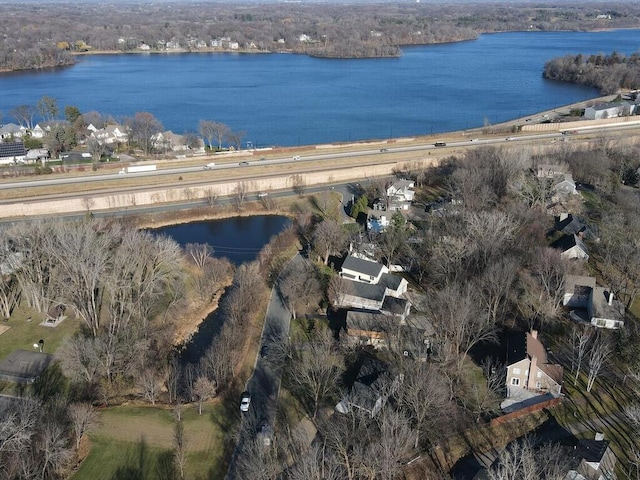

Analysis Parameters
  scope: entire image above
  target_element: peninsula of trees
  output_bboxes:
[2,1,640,70]
[543,52,640,94]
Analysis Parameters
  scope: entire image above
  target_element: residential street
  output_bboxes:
[226,253,304,479]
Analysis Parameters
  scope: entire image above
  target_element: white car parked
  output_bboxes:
[240,391,251,412]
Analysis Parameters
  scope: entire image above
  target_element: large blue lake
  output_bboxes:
[1,30,638,147]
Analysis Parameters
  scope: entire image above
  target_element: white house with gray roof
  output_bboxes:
[337,255,408,310]
[584,101,631,120]
[340,255,388,284]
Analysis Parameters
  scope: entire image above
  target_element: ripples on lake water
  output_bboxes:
[1,30,638,146]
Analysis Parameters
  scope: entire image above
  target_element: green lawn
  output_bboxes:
[0,306,81,361]
[73,403,232,480]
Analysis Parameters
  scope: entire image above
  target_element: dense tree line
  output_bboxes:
[2,1,640,69]
[544,51,640,94]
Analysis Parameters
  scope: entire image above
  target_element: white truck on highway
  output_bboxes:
[119,164,157,174]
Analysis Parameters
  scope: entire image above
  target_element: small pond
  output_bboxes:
[151,215,291,364]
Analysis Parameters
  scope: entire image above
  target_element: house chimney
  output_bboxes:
[530,330,538,339]
[560,213,569,222]
[608,292,613,306]
[595,433,605,441]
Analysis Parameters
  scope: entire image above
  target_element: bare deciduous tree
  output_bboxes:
[126,111,163,154]
[279,259,320,319]
[289,329,342,418]
[586,332,611,392]
[427,283,495,373]
[398,362,450,448]
[570,325,593,386]
[292,174,306,196]
[312,219,344,265]
[174,418,188,479]
[193,376,217,414]
[234,181,248,210]
[68,403,97,450]
[205,187,219,207]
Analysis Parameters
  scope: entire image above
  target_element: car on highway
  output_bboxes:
[506,137,515,141]
[293,155,301,160]
[379,148,389,153]
[257,192,268,198]
[239,161,249,166]
[470,138,479,142]
[240,391,251,412]
[434,141,446,147]
[203,162,216,170]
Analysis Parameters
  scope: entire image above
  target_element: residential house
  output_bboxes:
[567,434,617,480]
[386,179,415,211]
[345,310,393,348]
[340,254,387,284]
[584,101,630,120]
[154,130,205,153]
[0,123,28,140]
[0,142,28,165]
[563,275,597,308]
[344,296,412,348]
[505,330,563,399]
[90,124,128,145]
[537,164,567,178]
[555,214,598,242]
[554,174,578,197]
[30,124,46,139]
[338,273,407,311]
[337,256,407,308]
[335,356,402,418]
[25,148,50,163]
[564,275,625,329]
[589,287,625,329]
[551,234,589,260]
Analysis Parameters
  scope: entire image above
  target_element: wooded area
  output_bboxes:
[544,52,640,94]
[2,1,640,69]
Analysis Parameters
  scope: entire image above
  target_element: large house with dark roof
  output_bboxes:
[337,255,408,311]
[505,330,563,399]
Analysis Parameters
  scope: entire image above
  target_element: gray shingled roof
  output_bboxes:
[342,255,385,278]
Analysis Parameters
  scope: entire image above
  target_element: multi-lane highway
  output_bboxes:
[0,130,570,191]
[1,120,639,199]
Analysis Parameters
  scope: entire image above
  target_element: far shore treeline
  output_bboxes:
[2,1,640,71]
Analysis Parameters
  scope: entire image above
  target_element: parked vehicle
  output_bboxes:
[118,164,157,174]
[240,391,251,412]
[203,162,216,169]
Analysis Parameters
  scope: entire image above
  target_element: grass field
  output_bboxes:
[0,306,81,363]
[73,403,233,480]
